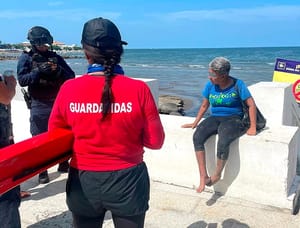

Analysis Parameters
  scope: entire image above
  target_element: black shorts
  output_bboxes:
[66,162,150,218]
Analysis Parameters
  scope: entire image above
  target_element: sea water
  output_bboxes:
[1,47,300,116]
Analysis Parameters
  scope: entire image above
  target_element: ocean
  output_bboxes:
[1,46,300,116]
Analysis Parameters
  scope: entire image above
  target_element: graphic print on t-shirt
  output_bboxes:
[209,91,238,107]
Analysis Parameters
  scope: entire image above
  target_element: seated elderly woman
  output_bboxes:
[182,56,257,193]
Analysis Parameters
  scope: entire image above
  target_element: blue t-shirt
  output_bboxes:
[202,77,252,117]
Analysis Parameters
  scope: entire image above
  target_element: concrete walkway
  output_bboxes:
[19,165,300,228]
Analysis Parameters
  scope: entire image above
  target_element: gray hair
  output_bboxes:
[209,57,231,76]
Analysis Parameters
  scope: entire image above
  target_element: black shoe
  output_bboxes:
[292,188,300,215]
[38,171,50,184]
[57,161,69,173]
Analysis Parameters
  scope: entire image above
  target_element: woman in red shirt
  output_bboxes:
[48,17,165,228]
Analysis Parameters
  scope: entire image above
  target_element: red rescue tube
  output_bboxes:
[0,128,73,194]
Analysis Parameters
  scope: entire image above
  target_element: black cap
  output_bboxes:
[81,17,128,48]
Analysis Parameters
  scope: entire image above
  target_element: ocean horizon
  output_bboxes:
[1,46,300,116]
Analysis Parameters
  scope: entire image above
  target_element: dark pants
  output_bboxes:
[67,162,150,228]
[30,99,61,177]
[30,99,53,136]
[0,186,21,228]
[193,115,246,160]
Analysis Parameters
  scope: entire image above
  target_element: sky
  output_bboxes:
[0,0,300,49]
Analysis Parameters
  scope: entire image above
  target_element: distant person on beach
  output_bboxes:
[48,17,165,228]
[182,57,257,193]
[17,26,75,184]
[0,70,21,227]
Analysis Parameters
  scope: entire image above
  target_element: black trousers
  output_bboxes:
[193,115,246,160]
[0,186,21,228]
[30,99,53,136]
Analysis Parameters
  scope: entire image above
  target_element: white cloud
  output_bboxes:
[165,5,300,22]
[0,9,121,21]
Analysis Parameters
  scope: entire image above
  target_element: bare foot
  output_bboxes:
[196,176,211,193]
[206,175,221,186]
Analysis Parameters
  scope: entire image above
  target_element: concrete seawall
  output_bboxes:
[11,79,300,211]
[143,81,300,209]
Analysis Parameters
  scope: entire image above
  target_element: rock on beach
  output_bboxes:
[158,94,193,116]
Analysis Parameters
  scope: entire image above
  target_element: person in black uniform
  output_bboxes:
[17,26,75,184]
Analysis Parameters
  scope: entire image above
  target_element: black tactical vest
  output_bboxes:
[28,51,64,100]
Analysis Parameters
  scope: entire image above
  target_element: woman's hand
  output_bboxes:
[181,123,197,129]
[182,98,209,129]
[246,127,256,136]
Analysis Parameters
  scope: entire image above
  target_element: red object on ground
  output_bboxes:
[0,128,73,194]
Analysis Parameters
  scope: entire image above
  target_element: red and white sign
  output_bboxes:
[292,79,300,103]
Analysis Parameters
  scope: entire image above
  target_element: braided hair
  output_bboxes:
[83,43,123,120]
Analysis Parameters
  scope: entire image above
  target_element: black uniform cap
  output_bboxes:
[81,17,127,48]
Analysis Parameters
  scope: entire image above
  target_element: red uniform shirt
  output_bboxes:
[48,74,165,171]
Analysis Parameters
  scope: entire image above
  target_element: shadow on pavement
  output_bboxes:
[21,178,67,201]
[26,210,113,228]
[188,218,250,228]
[27,211,72,228]
[20,170,68,202]
[206,192,223,206]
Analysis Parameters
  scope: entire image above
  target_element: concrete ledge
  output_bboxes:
[248,81,300,127]
[144,115,299,209]
[249,81,300,175]
[207,125,299,209]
